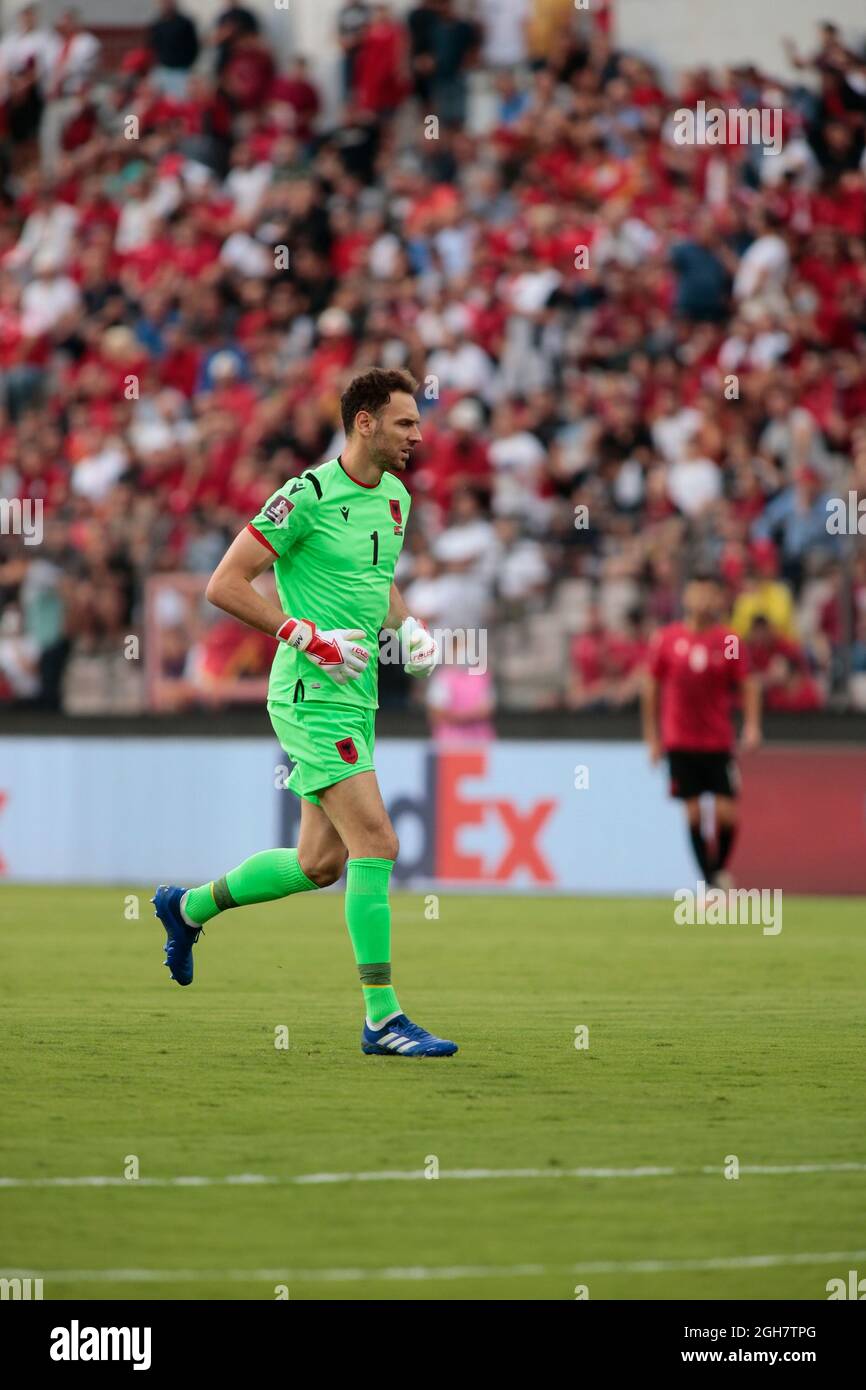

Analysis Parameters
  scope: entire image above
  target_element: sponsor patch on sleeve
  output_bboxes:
[264,494,294,525]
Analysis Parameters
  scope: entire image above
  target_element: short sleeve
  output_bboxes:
[728,637,749,683]
[247,478,315,558]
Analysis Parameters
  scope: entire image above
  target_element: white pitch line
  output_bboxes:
[1,1161,865,1189]
[3,1251,865,1284]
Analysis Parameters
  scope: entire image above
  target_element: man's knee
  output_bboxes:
[351,825,399,862]
[378,828,399,863]
[302,849,348,888]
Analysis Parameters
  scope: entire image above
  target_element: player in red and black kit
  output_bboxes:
[642,573,762,884]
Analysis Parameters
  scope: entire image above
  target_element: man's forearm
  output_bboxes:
[743,675,762,731]
[641,677,660,745]
[205,572,286,638]
[384,582,410,631]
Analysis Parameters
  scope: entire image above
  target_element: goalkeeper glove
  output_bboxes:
[276,617,369,685]
[400,615,439,678]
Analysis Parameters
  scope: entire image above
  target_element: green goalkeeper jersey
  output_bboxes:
[247,455,411,710]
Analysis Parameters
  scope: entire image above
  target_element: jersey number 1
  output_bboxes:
[370,530,379,565]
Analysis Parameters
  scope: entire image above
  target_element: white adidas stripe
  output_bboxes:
[380,1033,418,1051]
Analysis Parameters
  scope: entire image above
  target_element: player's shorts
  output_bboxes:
[268,700,376,805]
[667,749,739,800]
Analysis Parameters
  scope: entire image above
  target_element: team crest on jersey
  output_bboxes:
[335,737,358,764]
[264,494,294,525]
[389,498,403,534]
[689,644,708,672]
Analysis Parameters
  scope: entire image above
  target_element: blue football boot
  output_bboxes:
[152,885,202,986]
[361,1013,458,1057]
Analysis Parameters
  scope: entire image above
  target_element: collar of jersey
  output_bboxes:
[336,454,382,489]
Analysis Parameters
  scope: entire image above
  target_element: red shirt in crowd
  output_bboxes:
[221,41,276,111]
[648,621,748,752]
[414,429,491,512]
[270,75,320,140]
[746,632,823,711]
[572,630,647,686]
[353,18,409,114]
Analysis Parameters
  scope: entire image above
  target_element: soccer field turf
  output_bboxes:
[1,888,863,1301]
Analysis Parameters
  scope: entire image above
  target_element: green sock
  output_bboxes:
[345,857,401,1023]
[181,848,318,925]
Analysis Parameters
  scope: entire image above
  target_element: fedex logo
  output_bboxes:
[436,750,556,883]
[279,748,557,885]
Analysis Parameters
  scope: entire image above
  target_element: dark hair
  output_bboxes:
[340,367,419,435]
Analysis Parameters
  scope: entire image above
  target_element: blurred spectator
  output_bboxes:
[0,3,57,80]
[667,441,722,519]
[0,601,40,702]
[492,512,549,603]
[271,58,320,143]
[189,615,274,690]
[354,5,410,120]
[567,607,647,710]
[212,4,260,76]
[0,3,57,154]
[149,0,200,99]
[525,0,574,65]
[218,21,274,113]
[337,0,372,103]
[733,211,790,312]
[752,466,840,590]
[20,248,80,338]
[427,660,494,742]
[477,0,530,71]
[730,543,798,640]
[415,397,490,513]
[746,614,824,711]
[407,0,479,129]
[39,8,100,174]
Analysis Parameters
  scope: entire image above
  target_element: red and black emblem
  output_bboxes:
[335,737,358,764]
[389,498,402,525]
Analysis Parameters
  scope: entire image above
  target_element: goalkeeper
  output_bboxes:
[152,368,458,1057]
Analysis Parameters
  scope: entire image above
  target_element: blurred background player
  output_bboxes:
[642,573,763,887]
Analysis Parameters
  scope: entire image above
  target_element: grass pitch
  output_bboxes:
[1,888,864,1300]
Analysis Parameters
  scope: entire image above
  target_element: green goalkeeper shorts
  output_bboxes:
[268,700,377,805]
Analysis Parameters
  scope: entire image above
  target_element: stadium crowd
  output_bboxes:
[0,1,865,714]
